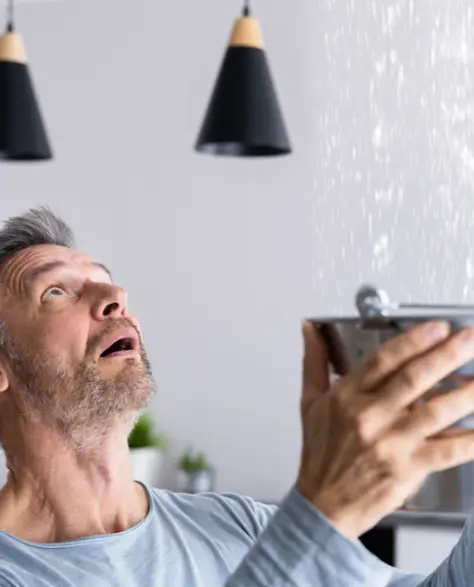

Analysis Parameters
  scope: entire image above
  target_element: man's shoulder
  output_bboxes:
[148,486,278,541]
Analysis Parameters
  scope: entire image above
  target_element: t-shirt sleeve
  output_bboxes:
[221,486,425,587]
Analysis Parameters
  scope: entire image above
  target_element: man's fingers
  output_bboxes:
[416,429,474,472]
[353,321,451,393]
[302,321,330,399]
[397,381,474,438]
[368,327,474,417]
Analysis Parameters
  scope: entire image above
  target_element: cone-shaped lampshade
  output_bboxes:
[0,31,52,161]
[195,14,291,157]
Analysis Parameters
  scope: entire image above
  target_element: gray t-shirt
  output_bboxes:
[0,483,465,587]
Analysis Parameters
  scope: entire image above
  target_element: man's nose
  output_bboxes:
[89,283,129,320]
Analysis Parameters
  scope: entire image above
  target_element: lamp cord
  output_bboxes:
[243,0,250,16]
[6,0,15,32]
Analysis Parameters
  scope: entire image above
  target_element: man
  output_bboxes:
[0,207,473,587]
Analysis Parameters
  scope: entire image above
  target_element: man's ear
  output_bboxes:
[0,359,10,393]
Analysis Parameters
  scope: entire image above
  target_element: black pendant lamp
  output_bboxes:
[195,1,291,157]
[0,0,52,161]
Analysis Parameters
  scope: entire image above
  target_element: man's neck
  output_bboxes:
[0,426,150,543]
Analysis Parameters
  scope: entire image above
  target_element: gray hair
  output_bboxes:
[0,207,75,262]
[0,207,76,344]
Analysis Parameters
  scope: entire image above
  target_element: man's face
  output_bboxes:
[0,244,156,436]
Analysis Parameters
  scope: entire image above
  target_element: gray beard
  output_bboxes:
[4,337,156,444]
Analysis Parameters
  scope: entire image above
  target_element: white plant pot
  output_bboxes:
[130,447,163,487]
[177,469,214,494]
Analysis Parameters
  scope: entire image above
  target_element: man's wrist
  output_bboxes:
[294,478,359,540]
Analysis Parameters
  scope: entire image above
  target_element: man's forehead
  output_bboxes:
[0,244,112,289]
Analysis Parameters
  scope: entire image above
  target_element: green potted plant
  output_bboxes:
[128,413,168,487]
[177,447,214,493]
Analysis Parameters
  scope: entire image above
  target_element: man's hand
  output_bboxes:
[296,320,474,539]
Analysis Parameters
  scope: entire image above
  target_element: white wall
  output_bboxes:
[396,526,462,574]
[3,0,474,502]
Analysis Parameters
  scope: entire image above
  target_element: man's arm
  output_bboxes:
[218,322,474,587]
[223,487,424,587]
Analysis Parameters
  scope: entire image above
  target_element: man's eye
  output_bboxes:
[41,286,68,301]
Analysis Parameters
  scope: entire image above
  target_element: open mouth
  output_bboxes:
[100,336,137,358]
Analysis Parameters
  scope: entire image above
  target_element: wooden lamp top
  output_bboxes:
[229,16,264,50]
[0,32,28,64]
